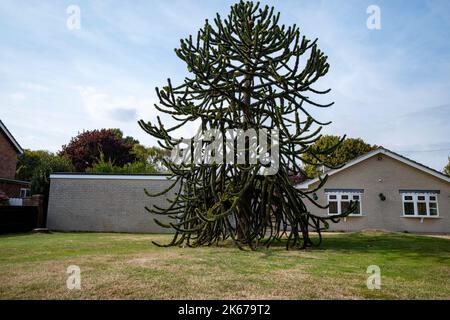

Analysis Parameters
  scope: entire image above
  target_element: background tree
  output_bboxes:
[303,135,377,177]
[132,145,171,172]
[16,150,74,198]
[30,154,74,216]
[444,157,450,176]
[31,155,74,196]
[16,150,54,181]
[86,152,157,174]
[139,1,352,249]
[60,129,137,172]
[110,128,140,146]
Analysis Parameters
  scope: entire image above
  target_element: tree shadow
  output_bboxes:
[0,232,37,239]
[257,231,450,258]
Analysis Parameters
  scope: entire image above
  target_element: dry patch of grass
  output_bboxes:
[0,231,449,299]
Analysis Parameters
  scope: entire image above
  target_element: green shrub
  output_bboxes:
[31,155,74,196]
[86,153,157,174]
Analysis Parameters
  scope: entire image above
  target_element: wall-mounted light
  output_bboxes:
[313,193,318,201]
[379,193,386,201]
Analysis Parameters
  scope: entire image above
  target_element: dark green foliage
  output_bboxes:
[16,149,53,181]
[16,150,74,198]
[86,152,157,174]
[110,128,140,146]
[132,145,171,172]
[31,155,74,196]
[303,135,377,177]
[139,1,353,249]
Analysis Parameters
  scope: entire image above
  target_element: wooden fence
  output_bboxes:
[0,206,38,234]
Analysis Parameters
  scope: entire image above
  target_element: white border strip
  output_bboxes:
[50,174,174,180]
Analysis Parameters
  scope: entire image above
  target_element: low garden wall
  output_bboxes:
[47,173,178,233]
[0,195,46,234]
[0,206,38,234]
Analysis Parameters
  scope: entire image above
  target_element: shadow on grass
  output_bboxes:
[0,232,37,239]
[2,231,449,258]
[153,231,450,260]
[243,231,450,254]
[263,231,450,256]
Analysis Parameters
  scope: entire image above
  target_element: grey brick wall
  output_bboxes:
[47,175,179,233]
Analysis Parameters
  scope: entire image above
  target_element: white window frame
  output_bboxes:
[402,193,439,217]
[327,192,363,216]
[20,188,31,198]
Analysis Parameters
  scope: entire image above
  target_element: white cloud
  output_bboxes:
[76,86,149,123]
[21,82,50,92]
[10,92,26,102]
[8,83,50,103]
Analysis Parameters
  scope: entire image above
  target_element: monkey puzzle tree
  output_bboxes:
[139,1,352,249]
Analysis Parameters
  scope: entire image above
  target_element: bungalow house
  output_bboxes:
[0,120,31,199]
[297,147,450,233]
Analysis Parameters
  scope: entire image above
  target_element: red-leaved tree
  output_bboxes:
[60,129,136,172]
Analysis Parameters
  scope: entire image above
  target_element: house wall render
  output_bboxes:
[302,154,450,233]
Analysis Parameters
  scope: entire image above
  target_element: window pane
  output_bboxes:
[429,203,438,216]
[341,195,349,200]
[329,201,338,214]
[417,202,427,215]
[404,202,414,215]
[352,201,361,215]
[404,196,413,201]
[20,188,31,198]
[418,196,425,201]
[341,201,351,214]
[429,196,436,201]
[329,195,337,200]
[353,195,360,200]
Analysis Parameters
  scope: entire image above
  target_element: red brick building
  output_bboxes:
[0,120,30,198]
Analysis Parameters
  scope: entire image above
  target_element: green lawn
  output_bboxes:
[0,231,449,299]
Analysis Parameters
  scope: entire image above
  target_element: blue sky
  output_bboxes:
[0,0,449,171]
